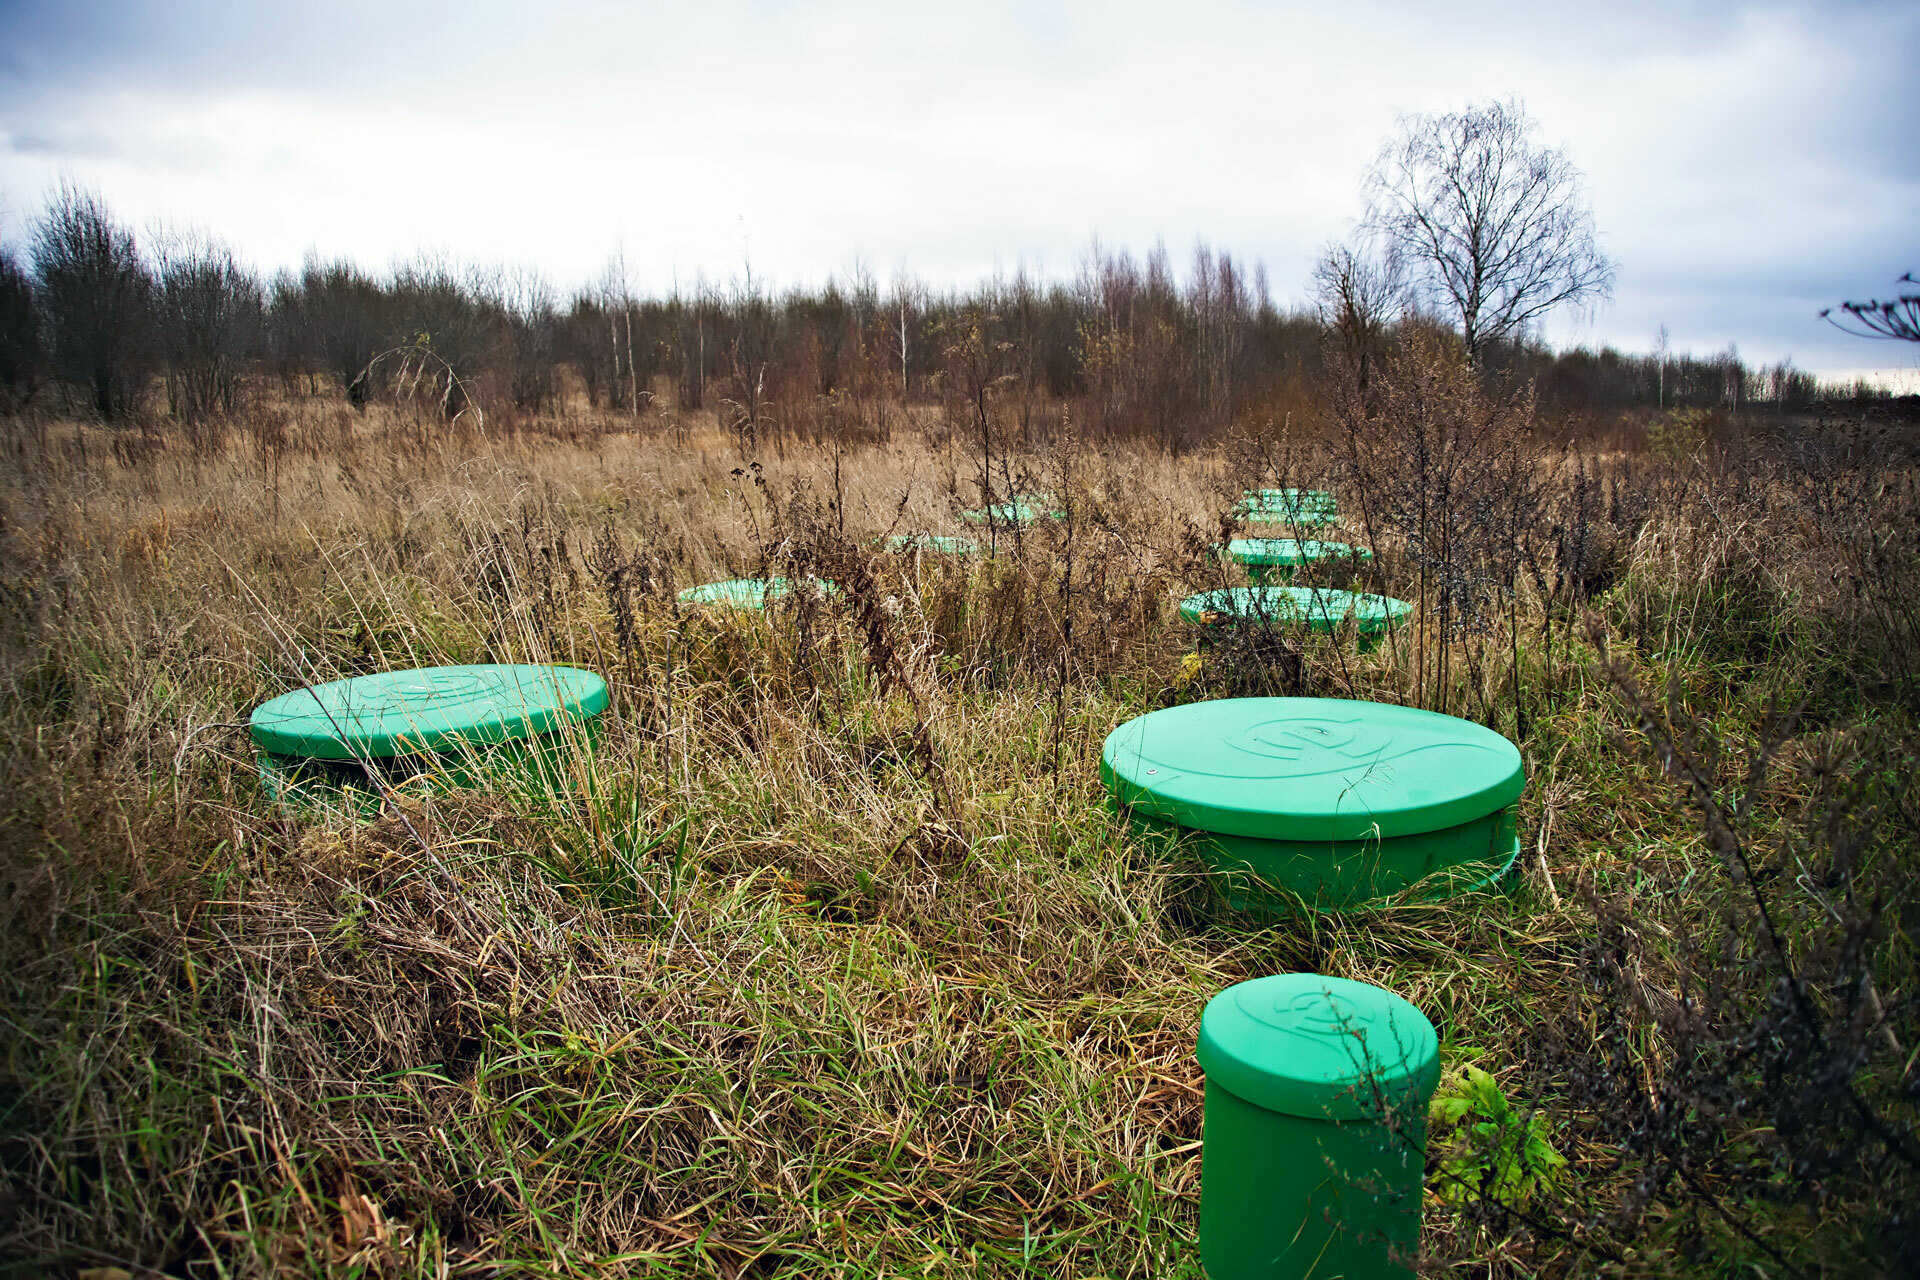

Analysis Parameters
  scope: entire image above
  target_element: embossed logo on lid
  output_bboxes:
[385,671,489,706]
[1232,716,1392,777]
[1234,981,1381,1044]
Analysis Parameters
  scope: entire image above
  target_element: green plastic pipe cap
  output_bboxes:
[249,664,608,761]
[676,576,835,609]
[1178,586,1410,633]
[1102,696,1524,843]
[1199,973,1440,1120]
[1225,538,1372,569]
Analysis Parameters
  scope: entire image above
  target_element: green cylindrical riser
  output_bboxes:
[1201,1079,1426,1279]
[1130,807,1517,911]
[259,719,601,805]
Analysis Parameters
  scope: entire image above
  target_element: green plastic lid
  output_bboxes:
[1198,973,1440,1120]
[1178,586,1410,633]
[1235,489,1337,519]
[1239,487,1336,509]
[250,664,608,761]
[962,502,1064,525]
[1239,507,1337,529]
[1102,696,1524,841]
[887,534,978,554]
[677,577,835,609]
[1225,538,1372,568]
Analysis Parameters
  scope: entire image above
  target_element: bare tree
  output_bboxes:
[0,240,41,410]
[296,255,385,402]
[379,254,491,418]
[494,265,561,413]
[1654,323,1670,408]
[152,227,263,423]
[1362,99,1614,362]
[1312,239,1403,393]
[29,183,154,419]
[1822,273,1920,343]
[723,264,776,448]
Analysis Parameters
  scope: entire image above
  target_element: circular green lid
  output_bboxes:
[1198,973,1440,1120]
[1235,489,1337,518]
[677,577,835,609]
[962,502,1064,525]
[1240,487,1336,508]
[887,534,978,554]
[1239,508,1338,529]
[250,663,608,761]
[1178,586,1410,632]
[1102,696,1524,841]
[1225,538,1372,568]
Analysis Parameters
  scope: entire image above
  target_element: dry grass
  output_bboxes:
[1,390,1914,1278]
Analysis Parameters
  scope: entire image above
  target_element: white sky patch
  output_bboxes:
[0,0,1914,377]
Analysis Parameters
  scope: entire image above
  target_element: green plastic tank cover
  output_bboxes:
[1199,973,1439,1120]
[1238,487,1336,512]
[962,502,1064,525]
[887,534,978,554]
[249,664,608,761]
[1225,538,1372,569]
[1101,696,1524,843]
[1235,489,1338,523]
[677,577,835,609]
[1179,586,1410,633]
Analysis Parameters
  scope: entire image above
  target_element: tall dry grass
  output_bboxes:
[1,364,1915,1277]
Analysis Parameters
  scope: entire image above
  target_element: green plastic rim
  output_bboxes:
[1102,696,1525,842]
[1178,586,1411,634]
[1199,973,1439,1121]
[886,533,979,554]
[249,664,609,761]
[676,576,836,609]
[1224,538,1372,569]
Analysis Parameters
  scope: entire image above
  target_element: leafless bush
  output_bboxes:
[1555,628,1920,1273]
[1328,324,1542,723]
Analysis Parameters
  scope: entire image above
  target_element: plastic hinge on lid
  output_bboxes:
[1197,973,1440,1120]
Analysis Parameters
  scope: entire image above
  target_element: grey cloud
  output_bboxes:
[0,0,1913,376]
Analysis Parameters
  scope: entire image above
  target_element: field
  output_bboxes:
[2,359,1916,1278]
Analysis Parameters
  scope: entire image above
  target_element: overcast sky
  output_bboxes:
[1,0,1915,380]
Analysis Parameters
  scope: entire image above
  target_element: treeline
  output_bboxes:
[0,184,1866,442]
